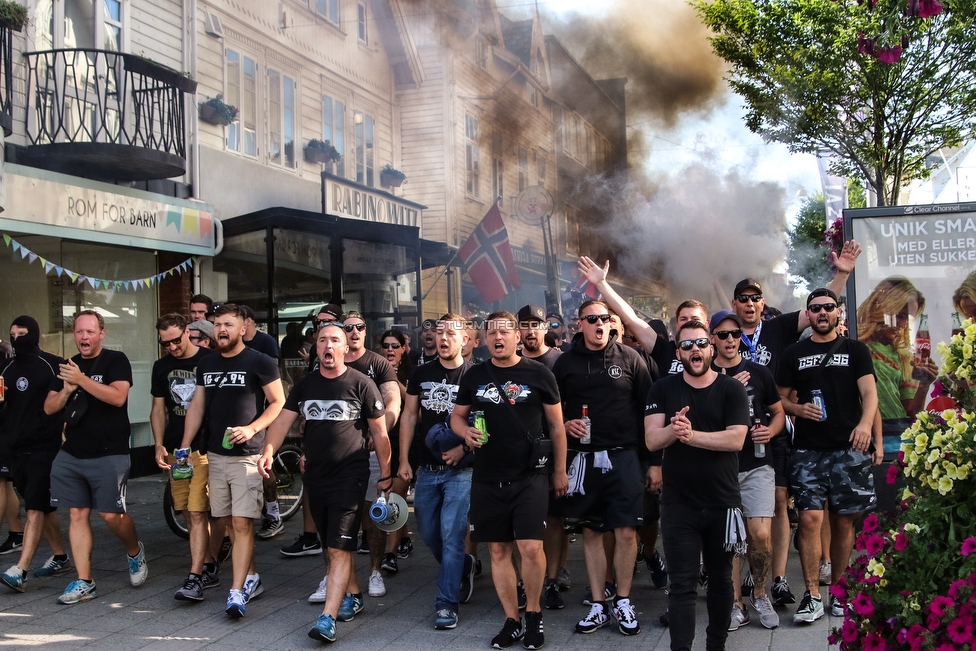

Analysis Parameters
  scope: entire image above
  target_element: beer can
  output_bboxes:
[222,427,235,449]
[811,390,827,422]
[473,411,488,444]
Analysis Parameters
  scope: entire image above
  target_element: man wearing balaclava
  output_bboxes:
[0,316,71,593]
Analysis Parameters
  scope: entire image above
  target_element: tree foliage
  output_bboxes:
[787,194,830,291]
[692,0,976,206]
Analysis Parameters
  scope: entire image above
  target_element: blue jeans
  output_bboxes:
[413,467,472,611]
[661,502,734,651]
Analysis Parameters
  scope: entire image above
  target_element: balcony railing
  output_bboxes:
[0,25,13,136]
[23,48,197,181]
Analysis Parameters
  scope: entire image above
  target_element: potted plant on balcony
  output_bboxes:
[380,164,407,188]
[199,94,238,126]
[304,139,341,165]
[0,1,28,32]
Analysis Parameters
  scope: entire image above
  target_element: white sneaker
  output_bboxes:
[308,575,328,603]
[368,570,386,597]
[819,560,832,586]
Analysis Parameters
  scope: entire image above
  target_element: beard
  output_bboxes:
[812,317,836,335]
[217,332,241,352]
[682,351,712,377]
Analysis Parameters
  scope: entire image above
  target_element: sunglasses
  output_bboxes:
[735,294,763,303]
[713,329,742,340]
[381,342,402,350]
[343,323,367,332]
[582,314,612,324]
[549,321,562,329]
[188,334,206,343]
[158,332,185,347]
[678,338,711,351]
[808,303,838,313]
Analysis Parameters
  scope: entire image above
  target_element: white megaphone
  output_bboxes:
[368,493,408,532]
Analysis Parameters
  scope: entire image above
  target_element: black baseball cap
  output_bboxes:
[517,304,546,323]
[807,288,839,307]
[546,313,564,324]
[733,278,763,296]
[318,304,343,320]
[239,305,256,321]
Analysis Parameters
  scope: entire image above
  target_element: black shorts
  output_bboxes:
[561,448,644,532]
[470,474,549,542]
[11,449,59,513]
[306,467,369,552]
[0,440,10,479]
[771,434,792,488]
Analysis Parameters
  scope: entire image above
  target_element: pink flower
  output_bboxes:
[935,645,957,651]
[877,45,904,64]
[858,32,877,56]
[961,536,976,556]
[863,633,885,651]
[947,617,974,644]
[930,595,954,618]
[842,619,860,643]
[894,531,909,551]
[897,628,909,645]
[887,464,900,484]
[830,582,849,601]
[864,534,885,556]
[907,623,926,645]
[863,513,880,533]
[853,592,874,617]
[919,0,943,18]
[948,579,967,599]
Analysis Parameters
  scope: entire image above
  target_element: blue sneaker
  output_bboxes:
[58,579,97,604]
[337,593,364,622]
[434,608,459,630]
[34,555,71,578]
[243,574,264,602]
[128,542,148,587]
[308,614,337,642]
[1,566,26,592]
[225,589,246,618]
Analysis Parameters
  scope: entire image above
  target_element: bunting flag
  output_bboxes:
[2,233,197,292]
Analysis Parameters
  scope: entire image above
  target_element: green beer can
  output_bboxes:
[473,411,488,444]
[222,427,235,449]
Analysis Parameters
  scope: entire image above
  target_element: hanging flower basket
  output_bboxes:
[380,164,406,188]
[0,1,29,32]
[199,94,238,126]
[304,139,341,165]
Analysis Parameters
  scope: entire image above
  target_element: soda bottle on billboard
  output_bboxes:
[912,314,930,381]
[952,311,964,337]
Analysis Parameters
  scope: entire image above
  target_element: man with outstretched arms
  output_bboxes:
[261,322,390,643]
[645,319,750,651]
[179,304,284,618]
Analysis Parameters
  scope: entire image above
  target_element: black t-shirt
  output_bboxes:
[776,336,875,451]
[520,346,561,371]
[406,360,471,467]
[245,331,280,360]
[651,338,684,376]
[456,358,560,483]
[151,348,214,451]
[51,349,133,458]
[346,349,398,388]
[196,347,281,456]
[285,367,383,479]
[739,311,800,377]
[1,350,65,453]
[712,358,782,472]
[645,373,749,509]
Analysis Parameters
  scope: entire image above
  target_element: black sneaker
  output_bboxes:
[582,582,616,606]
[217,536,233,564]
[460,554,475,604]
[698,566,708,590]
[397,536,413,559]
[0,533,23,556]
[381,553,399,574]
[543,580,564,610]
[357,532,370,555]
[647,550,668,589]
[475,559,483,578]
[491,617,524,649]
[659,608,669,627]
[771,576,796,606]
[174,574,204,602]
[517,580,527,611]
[280,534,322,557]
[523,611,544,650]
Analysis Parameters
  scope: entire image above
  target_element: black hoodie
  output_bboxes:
[552,331,652,452]
[0,316,66,452]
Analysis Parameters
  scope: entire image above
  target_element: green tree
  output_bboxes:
[692,0,976,206]
[786,194,830,292]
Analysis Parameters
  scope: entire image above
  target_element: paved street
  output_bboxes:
[0,476,836,650]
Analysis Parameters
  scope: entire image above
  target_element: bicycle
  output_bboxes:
[163,441,305,539]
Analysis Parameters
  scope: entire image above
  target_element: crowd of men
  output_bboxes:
[0,240,883,650]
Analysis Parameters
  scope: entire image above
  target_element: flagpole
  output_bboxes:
[420,197,501,302]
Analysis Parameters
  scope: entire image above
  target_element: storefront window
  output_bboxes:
[0,234,158,447]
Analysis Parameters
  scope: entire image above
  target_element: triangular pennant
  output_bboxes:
[69,272,79,283]
[12,241,20,252]
[20,246,29,258]
[45,261,55,273]
[87,276,97,288]
[124,281,131,291]
[54,265,63,276]
[38,257,47,266]
[2,234,10,246]
[187,257,196,268]
[27,252,38,264]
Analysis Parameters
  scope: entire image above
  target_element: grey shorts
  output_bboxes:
[789,448,876,515]
[738,465,775,518]
[366,451,381,504]
[49,451,129,513]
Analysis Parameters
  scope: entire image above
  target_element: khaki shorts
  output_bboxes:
[166,451,210,513]
[208,453,264,519]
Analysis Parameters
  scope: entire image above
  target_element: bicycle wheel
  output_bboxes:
[163,482,189,539]
[274,444,304,521]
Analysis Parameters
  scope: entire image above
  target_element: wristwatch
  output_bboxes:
[461,442,471,453]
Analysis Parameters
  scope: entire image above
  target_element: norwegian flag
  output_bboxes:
[576,273,601,300]
[458,204,520,303]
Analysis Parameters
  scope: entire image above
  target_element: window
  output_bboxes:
[35,0,126,50]
[323,95,346,177]
[491,130,503,205]
[226,48,257,156]
[268,70,296,168]
[529,85,538,108]
[465,114,480,198]
[357,3,368,44]
[316,0,339,24]
[537,156,546,188]
[553,105,564,154]
[517,146,528,192]
[475,36,488,68]
[354,110,374,186]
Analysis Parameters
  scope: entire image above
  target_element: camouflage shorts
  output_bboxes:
[789,448,876,515]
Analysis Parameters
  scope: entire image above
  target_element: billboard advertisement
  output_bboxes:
[846,203,976,454]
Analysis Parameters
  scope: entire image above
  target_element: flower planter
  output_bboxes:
[199,103,231,126]
[380,170,405,188]
[304,147,333,164]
